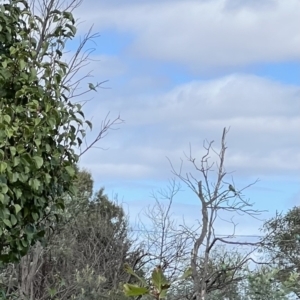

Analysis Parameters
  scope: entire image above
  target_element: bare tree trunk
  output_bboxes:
[19,242,43,299]
[169,128,263,299]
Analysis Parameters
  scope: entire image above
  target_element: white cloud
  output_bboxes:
[76,0,300,71]
[91,55,127,79]
[82,162,154,179]
[63,51,126,83]
[67,0,300,238]
[80,74,300,182]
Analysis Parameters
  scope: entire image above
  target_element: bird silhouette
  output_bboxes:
[228,184,237,195]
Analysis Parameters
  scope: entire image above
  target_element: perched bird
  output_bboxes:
[229,184,236,195]
[88,83,96,91]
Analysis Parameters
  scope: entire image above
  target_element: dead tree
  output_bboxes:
[169,128,264,300]
[136,179,192,282]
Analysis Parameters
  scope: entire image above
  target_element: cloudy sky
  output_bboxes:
[68,0,300,237]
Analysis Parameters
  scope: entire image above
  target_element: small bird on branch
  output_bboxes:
[228,184,237,195]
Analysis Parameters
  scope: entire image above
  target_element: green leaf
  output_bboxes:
[151,266,170,292]
[65,23,76,35]
[3,115,11,123]
[159,289,168,298]
[10,147,17,157]
[24,208,29,218]
[34,139,41,147]
[29,178,41,190]
[5,128,14,138]
[19,59,26,70]
[0,194,4,203]
[33,156,44,169]
[45,173,51,184]
[10,214,17,226]
[3,219,12,228]
[1,208,9,218]
[65,166,75,177]
[123,284,149,297]
[48,288,57,297]
[124,263,147,286]
[13,156,20,167]
[0,162,7,173]
[25,224,35,235]
[8,172,18,183]
[18,173,28,183]
[49,9,61,15]
[16,240,22,251]
[77,137,82,146]
[34,118,41,126]
[14,204,22,214]
[48,117,56,128]
[62,11,75,23]
[0,175,6,184]
[86,120,92,129]
[32,212,39,221]
[1,184,8,194]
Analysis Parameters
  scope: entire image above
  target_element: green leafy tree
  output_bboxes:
[0,0,83,263]
[0,0,122,265]
[0,169,142,299]
[41,187,143,300]
[261,206,300,298]
[164,247,246,300]
[244,266,291,300]
[123,264,171,299]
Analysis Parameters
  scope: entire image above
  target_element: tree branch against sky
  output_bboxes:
[71,0,300,230]
[168,128,266,299]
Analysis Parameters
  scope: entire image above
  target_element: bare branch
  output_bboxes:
[167,128,262,300]
[79,113,124,157]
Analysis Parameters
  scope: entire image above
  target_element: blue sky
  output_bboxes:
[67,0,300,236]
[89,28,300,85]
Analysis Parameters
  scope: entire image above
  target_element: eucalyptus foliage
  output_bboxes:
[262,206,300,297]
[0,0,91,264]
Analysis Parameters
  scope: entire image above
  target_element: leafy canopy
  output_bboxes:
[0,0,91,264]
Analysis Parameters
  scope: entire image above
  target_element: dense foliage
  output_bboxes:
[261,206,300,298]
[0,0,90,263]
[0,169,143,299]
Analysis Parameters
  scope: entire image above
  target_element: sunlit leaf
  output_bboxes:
[123,284,149,297]
[33,156,43,169]
[14,204,22,214]
[3,219,12,228]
